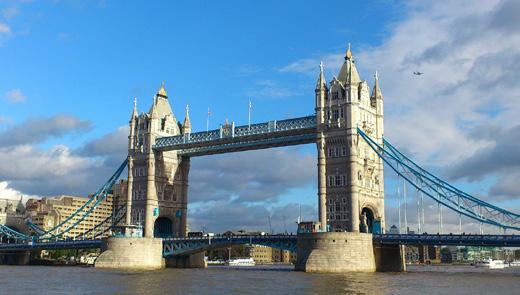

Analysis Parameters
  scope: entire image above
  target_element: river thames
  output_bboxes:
[1,264,520,295]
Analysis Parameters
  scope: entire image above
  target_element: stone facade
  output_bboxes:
[0,198,27,242]
[315,45,385,233]
[95,237,164,269]
[25,195,113,239]
[126,85,190,238]
[296,232,376,272]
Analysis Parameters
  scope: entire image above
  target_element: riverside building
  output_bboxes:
[25,195,113,239]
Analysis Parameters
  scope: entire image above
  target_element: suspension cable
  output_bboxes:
[357,128,518,231]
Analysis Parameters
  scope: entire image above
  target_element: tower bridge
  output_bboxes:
[1,45,520,272]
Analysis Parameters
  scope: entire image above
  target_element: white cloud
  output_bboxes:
[281,0,520,167]
[0,114,92,148]
[5,88,26,102]
[0,23,10,35]
[0,181,39,202]
[245,80,299,99]
[279,53,343,76]
[2,7,19,19]
[190,147,315,204]
[0,115,116,197]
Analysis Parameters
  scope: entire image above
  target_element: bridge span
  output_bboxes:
[3,234,520,256]
[2,46,520,272]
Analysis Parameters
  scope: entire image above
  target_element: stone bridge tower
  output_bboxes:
[315,45,385,233]
[126,84,190,238]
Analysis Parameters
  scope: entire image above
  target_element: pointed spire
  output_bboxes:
[131,97,138,119]
[183,104,192,134]
[371,71,382,99]
[157,81,168,98]
[315,61,326,90]
[345,42,352,60]
[150,96,158,118]
[338,43,361,85]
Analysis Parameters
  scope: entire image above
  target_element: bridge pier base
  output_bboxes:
[165,252,207,268]
[295,232,376,272]
[374,244,406,272]
[0,251,30,265]
[296,232,405,272]
[95,237,164,270]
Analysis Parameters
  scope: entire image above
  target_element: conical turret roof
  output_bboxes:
[337,43,361,85]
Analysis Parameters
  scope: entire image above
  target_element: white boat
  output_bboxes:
[475,259,506,269]
[84,256,97,265]
[226,258,255,266]
[509,260,520,267]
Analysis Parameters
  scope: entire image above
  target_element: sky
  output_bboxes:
[1,0,520,234]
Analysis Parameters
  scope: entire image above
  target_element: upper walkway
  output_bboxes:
[153,115,317,156]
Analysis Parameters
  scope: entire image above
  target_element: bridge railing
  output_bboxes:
[374,234,520,246]
[357,127,520,231]
[154,115,316,150]
[162,234,297,241]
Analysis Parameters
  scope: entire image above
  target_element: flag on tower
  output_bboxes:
[248,99,253,130]
[206,107,211,132]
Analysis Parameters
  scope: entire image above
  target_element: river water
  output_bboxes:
[1,264,520,295]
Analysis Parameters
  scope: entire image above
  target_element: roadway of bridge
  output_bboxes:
[2,234,520,253]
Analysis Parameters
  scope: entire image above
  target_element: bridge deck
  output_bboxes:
[153,115,317,156]
[2,234,520,253]
[373,234,520,247]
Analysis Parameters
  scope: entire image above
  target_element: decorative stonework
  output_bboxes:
[315,46,385,233]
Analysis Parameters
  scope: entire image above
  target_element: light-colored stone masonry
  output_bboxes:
[95,237,164,270]
[296,232,376,272]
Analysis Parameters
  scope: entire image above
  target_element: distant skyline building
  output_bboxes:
[25,195,113,239]
[387,224,399,234]
[0,198,26,235]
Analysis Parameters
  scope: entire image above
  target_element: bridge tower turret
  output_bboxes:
[182,105,192,135]
[126,83,189,238]
[317,45,385,233]
[125,98,138,228]
[315,61,328,229]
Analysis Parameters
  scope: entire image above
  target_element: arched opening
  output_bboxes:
[154,217,173,238]
[360,207,375,233]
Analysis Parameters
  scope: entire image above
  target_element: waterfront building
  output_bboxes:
[387,224,399,234]
[112,180,128,227]
[245,244,296,264]
[246,245,273,263]
[272,248,297,263]
[405,246,420,263]
[25,195,113,239]
[419,245,441,264]
[465,246,497,262]
[0,198,25,225]
[297,221,322,233]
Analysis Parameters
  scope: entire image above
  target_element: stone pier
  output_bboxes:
[165,252,206,268]
[374,244,406,272]
[95,237,164,270]
[0,250,31,265]
[295,232,405,272]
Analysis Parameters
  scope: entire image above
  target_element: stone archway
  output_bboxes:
[360,207,375,233]
[154,217,173,238]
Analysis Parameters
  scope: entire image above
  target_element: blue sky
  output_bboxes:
[1,0,520,233]
[1,0,401,137]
